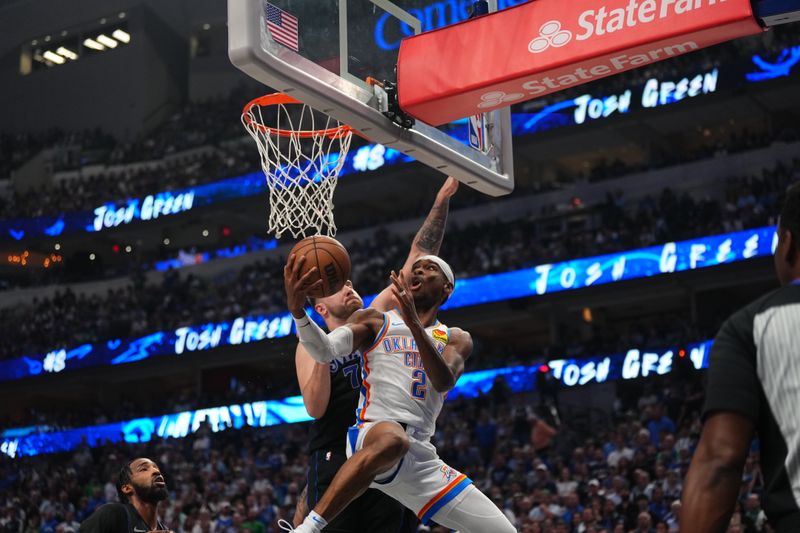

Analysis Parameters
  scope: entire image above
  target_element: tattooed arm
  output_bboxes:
[293,484,309,526]
[371,176,458,311]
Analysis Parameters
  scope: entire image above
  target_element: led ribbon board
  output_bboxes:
[0,226,775,383]
[3,41,797,242]
[0,339,712,459]
[440,225,776,310]
[397,0,763,125]
[0,152,414,241]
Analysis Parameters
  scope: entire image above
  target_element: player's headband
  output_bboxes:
[416,255,455,285]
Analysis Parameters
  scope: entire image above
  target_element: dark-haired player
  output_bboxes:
[683,182,800,533]
[79,458,171,533]
[290,177,458,532]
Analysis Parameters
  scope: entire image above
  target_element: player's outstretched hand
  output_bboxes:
[436,176,459,202]
[390,270,420,327]
[284,253,323,317]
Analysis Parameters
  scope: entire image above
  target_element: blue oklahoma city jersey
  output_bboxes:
[355,309,450,438]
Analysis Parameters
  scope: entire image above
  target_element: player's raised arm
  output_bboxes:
[285,254,380,362]
[371,176,458,312]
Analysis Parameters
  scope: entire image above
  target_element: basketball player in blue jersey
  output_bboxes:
[290,178,458,532]
[283,254,517,531]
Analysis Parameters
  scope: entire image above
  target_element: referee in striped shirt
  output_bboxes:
[683,182,800,532]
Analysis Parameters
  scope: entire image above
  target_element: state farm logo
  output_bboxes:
[527,0,731,55]
[478,90,524,108]
[528,21,572,54]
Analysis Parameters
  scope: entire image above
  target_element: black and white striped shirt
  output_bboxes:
[704,281,800,532]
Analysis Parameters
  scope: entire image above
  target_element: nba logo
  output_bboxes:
[468,113,487,153]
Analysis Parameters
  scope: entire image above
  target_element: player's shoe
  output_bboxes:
[277,519,296,532]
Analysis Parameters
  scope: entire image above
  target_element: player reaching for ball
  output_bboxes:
[282,204,516,532]
[286,235,352,299]
[287,177,458,532]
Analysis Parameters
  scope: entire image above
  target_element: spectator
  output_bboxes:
[634,511,655,533]
[556,467,579,498]
[663,500,681,532]
[644,405,676,447]
[743,494,767,532]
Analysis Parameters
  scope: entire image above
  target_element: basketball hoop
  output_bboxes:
[241,93,354,238]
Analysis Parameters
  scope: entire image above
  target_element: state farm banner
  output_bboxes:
[397,0,764,125]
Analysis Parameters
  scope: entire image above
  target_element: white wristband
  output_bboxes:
[294,312,354,363]
[293,313,311,329]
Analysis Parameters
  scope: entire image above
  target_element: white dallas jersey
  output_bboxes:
[354,309,450,439]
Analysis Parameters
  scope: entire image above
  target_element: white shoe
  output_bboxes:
[278,514,325,532]
[277,519,296,532]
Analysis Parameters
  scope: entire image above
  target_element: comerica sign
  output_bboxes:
[375,0,528,50]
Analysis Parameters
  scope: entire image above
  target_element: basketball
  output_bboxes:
[288,235,351,298]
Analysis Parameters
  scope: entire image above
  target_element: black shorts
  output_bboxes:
[308,449,419,533]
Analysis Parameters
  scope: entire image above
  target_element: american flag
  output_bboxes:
[265,2,299,52]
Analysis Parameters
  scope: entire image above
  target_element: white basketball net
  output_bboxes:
[242,95,353,239]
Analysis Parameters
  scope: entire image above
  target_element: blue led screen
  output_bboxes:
[0,227,774,383]
[0,339,712,458]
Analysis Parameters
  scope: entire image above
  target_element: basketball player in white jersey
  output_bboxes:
[292,177,458,532]
[283,252,517,532]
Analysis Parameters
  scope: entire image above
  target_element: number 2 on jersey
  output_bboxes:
[411,369,427,400]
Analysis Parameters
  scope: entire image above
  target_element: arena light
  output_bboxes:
[96,34,118,48]
[42,50,65,64]
[56,46,77,60]
[83,38,105,51]
[112,29,130,44]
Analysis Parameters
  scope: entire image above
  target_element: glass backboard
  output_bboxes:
[228,0,514,196]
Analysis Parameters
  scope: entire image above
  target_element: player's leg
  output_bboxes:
[356,487,419,533]
[305,451,360,532]
[296,421,409,531]
[431,484,517,533]
[369,438,516,533]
